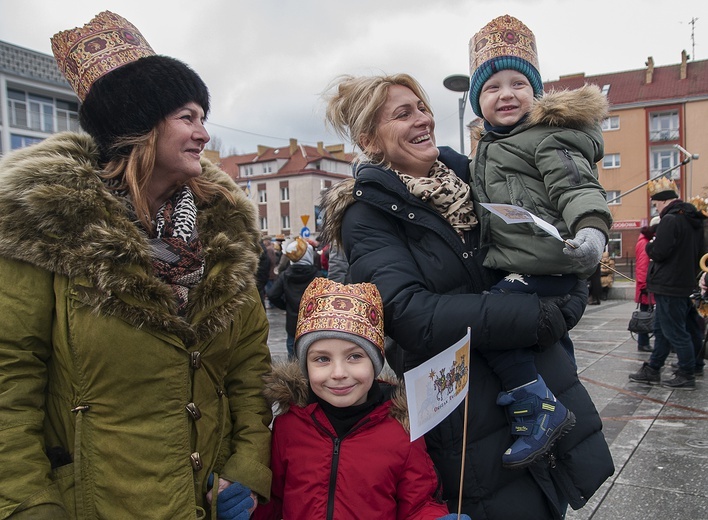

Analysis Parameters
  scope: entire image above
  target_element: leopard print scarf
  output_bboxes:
[396,160,478,238]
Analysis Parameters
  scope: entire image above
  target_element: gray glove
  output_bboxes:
[537,295,570,349]
[563,227,605,269]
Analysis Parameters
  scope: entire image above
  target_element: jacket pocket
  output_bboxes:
[556,149,582,186]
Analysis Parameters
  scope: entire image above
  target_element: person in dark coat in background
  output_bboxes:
[255,238,272,308]
[321,71,613,520]
[267,237,321,359]
[629,179,706,389]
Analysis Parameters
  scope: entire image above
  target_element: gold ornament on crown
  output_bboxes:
[469,14,539,76]
[51,11,155,101]
[647,177,678,198]
[296,278,385,355]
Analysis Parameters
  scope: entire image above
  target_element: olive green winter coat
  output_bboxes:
[472,84,613,278]
[0,133,272,519]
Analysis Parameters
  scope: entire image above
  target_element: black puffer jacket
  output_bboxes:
[322,147,614,519]
[267,264,321,336]
[647,199,706,297]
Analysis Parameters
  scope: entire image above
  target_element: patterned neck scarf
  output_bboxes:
[396,160,478,238]
[148,186,204,316]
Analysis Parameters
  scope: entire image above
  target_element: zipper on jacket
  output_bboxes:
[327,438,341,520]
[557,149,581,185]
[311,412,372,520]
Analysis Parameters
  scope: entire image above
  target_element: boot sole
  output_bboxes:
[661,383,696,391]
[628,377,660,385]
[502,410,577,470]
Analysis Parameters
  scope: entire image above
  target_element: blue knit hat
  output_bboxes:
[468,15,543,117]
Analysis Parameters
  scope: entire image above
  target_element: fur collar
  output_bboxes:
[0,132,261,344]
[263,361,410,431]
[472,84,609,140]
[320,177,356,248]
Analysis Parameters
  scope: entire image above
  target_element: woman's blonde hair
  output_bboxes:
[101,125,235,232]
[324,73,433,167]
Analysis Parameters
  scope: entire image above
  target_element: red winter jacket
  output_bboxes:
[634,228,656,305]
[254,363,450,520]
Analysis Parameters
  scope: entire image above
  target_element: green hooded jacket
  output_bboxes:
[472,84,613,279]
[0,133,272,519]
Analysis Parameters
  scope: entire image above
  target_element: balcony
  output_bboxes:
[649,129,679,142]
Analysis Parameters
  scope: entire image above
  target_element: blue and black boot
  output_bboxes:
[496,375,576,469]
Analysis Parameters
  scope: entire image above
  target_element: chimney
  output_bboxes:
[289,138,298,155]
[257,145,269,155]
[317,141,325,155]
[680,49,688,80]
[645,56,654,84]
[325,143,346,160]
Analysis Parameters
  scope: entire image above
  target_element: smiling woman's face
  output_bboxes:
[153,102,210,190]
[371,85,439,178]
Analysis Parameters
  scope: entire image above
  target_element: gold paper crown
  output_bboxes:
[296,278,385,355]
[647,177,678,199]
[284,237,308,263]
[51,11,155,101]
[469,14,539,75]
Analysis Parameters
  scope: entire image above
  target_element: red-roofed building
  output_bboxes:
[220,138,354,238]
[542,51,708,260]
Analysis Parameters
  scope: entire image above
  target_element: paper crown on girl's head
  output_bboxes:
[295,278,385,376]
[468,14,543,117]
[648,177,679,200]
[51,11,155,102]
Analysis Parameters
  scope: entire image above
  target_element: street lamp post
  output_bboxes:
[443,74,470,155]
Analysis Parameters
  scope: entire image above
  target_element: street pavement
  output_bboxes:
[264,283,708,519]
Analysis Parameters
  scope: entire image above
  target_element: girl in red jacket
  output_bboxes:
[255,278,466,520]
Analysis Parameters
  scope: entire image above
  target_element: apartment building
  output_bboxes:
[220,139,354,238]
[545,51,708,259]
[0,40,79,155]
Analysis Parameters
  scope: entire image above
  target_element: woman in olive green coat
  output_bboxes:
[0,11,271,520]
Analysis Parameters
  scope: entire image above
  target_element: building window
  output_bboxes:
[606,190,621,205]
[601,116,620,131]
[259,216,268,231]
[281,214,290,230]
[263,163,273,174]
[607,232,622,258]
[649,111,679,141]
[258,189,267,203]
[10,134,44,150]
[650,147,680,180]
[280,186,289,202]
[55,99,79,132]
[8,89,78,134]
[242,166,254,177]
[602,153,620,169]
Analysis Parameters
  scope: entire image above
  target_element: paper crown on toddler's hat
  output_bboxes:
[295,278,385,377]
[51,11,209,161]
[648,177,679,201]
[468,14,543,117]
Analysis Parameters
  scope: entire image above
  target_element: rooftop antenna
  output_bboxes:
[688,17,699,59]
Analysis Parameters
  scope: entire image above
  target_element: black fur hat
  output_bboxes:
[79,55,210,161]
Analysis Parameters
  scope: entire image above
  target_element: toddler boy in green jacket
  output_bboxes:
[467,15,613,468]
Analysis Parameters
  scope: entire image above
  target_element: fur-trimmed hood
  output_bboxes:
[320,177,356,249]
[262,361,410,431]
[0,132,261,344]
[472,84,609,140]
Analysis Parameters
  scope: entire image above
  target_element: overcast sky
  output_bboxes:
[1,0,706,156]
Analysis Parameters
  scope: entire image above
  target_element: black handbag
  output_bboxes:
[628,305,655,335]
